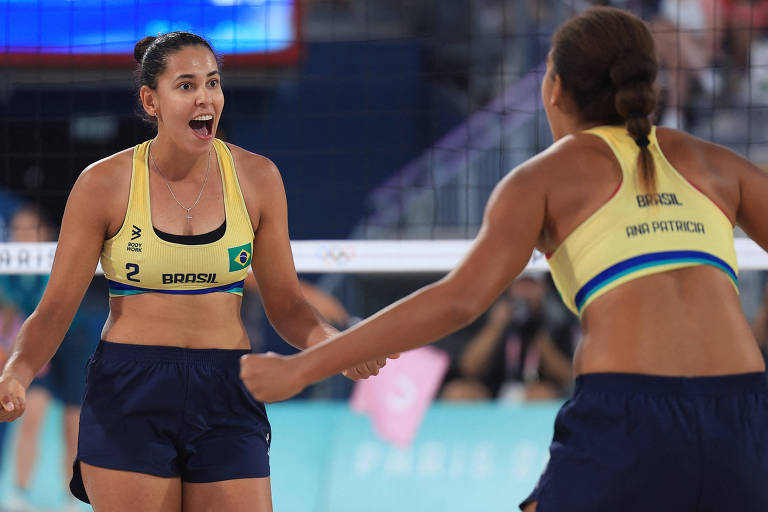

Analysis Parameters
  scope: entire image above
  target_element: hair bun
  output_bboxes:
[133,36,157,64]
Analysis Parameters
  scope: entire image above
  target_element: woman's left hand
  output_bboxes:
[341,354,399,380]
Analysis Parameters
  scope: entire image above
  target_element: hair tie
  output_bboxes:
[634,135,650,148]
[627,111,647,119]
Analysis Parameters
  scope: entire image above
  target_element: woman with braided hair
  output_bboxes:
[241,7,768,510]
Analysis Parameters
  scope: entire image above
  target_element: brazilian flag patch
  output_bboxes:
[228,243,252,271]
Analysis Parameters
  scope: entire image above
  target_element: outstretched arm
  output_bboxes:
[241,159,548,402]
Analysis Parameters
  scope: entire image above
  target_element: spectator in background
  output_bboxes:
[1,205,98,512]
[0,189,23,242]
[441,274,576,402]
[720,0,768,102]
[721,1,768,71]
[649,0,724,129]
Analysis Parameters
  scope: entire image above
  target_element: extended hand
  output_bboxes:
[0,373,26,422]
[240,352,308,403]
[341,353,400,380]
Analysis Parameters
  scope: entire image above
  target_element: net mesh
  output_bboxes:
[2,1,768,243]
[1,1,768,312]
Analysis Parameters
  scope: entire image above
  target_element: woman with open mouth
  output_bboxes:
[0,31,391,512]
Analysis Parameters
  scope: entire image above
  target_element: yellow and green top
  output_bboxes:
[547,125,737,316]
[100,138,254,297]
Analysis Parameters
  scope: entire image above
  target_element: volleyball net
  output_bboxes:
[1,239,768,275]
[1,1,768,275]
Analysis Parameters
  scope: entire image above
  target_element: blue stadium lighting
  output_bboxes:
[1,0,297,55]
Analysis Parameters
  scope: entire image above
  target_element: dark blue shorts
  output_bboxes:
[521,372,768,512]
[70,340,271,504]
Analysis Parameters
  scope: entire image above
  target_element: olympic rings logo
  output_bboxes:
[317,245,356,265]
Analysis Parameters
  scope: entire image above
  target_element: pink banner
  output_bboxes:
[350,346,450,448]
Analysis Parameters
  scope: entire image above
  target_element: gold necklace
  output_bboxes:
[149,142,211,223]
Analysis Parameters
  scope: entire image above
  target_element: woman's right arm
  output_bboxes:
[241,153,551,402]
[0,162,112,419]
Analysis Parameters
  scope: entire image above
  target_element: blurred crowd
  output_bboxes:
[639,0,768,138]
[307,0,768,140]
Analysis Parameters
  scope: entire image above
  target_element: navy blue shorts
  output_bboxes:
[70,340,271,504]
[521,372,768,512]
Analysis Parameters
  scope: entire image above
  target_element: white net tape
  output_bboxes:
[0,238,765,275]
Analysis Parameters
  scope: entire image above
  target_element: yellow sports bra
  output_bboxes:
[547,125,737,316]
[100,139,254,297]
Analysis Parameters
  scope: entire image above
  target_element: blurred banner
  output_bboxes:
[271,401,559,511]
[350,347,450,447]
[1,401,560,511]
[1,0,300,67]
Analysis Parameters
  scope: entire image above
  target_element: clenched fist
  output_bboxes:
[240,352,307,403]
[0,373,26,422]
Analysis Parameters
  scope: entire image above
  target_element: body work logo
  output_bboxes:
[228,242,252,271]
[127,225,143,252]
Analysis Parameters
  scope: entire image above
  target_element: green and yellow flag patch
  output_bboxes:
[228,243,252,271]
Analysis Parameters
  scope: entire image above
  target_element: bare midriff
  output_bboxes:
[102,292,250,350]
[575,265,765,377]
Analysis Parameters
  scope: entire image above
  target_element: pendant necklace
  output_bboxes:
[149,141,211,223]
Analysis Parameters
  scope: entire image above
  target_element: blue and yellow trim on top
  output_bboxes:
[107,280,245,296]
[574,250,737,313]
